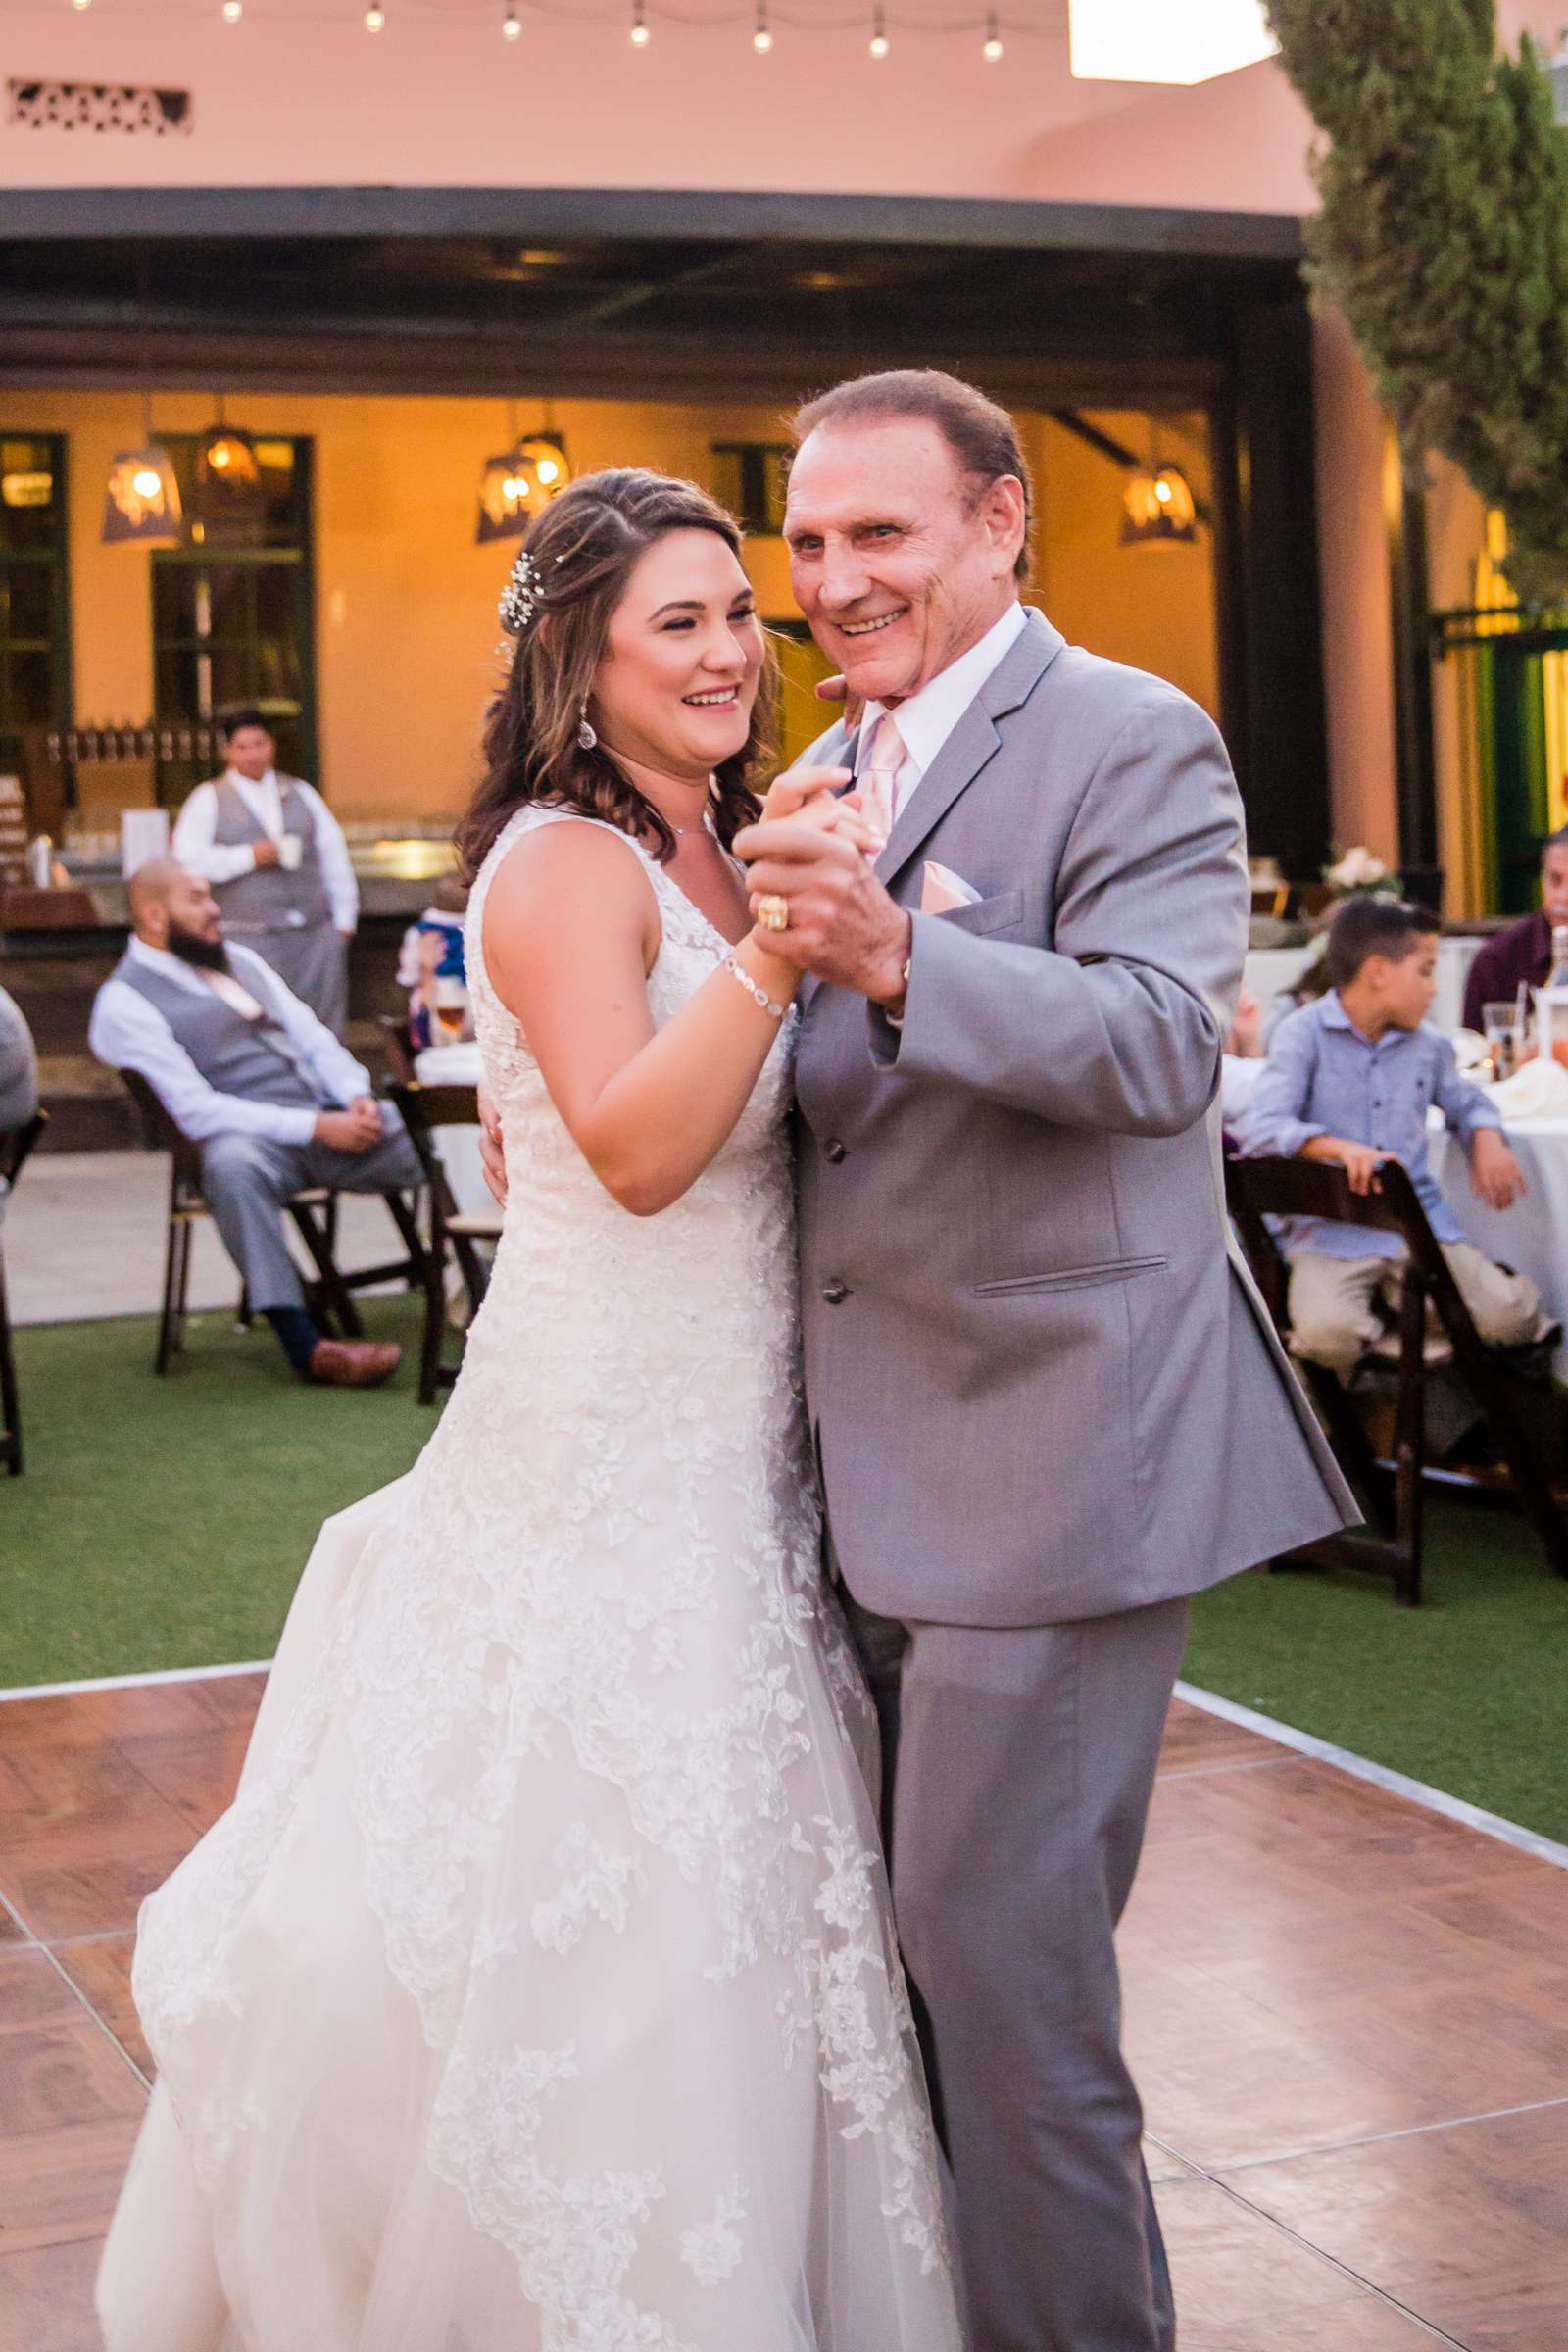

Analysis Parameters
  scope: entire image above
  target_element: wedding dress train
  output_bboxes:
[97,804,962,2352]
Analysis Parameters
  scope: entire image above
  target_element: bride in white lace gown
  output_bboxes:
[98,470,963,2352]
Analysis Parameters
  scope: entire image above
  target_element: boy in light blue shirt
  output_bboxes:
[1238,896,1544,1375]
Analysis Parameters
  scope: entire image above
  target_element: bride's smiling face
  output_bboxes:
[590,528,764,779]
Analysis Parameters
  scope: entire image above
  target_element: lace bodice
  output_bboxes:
[466,802,795,1238]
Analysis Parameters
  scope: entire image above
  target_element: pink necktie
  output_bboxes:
[859,713,906,844]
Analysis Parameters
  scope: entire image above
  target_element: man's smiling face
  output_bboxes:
[784,416,1025,708]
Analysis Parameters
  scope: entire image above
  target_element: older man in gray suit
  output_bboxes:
[734,371,1353,2352]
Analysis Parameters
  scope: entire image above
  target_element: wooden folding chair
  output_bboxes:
[388,1080,502,1405]
[0,1109,48,1475]
[377,1014,418,1088]
[1227,1152,1568,1604]
[120,1070,425,1374]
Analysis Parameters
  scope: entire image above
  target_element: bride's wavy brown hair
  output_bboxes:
[458,468,776,880]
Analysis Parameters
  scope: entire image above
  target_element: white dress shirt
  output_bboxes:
[172,769,360,934]
[88,937,371,1148]
[853,601,1029,821]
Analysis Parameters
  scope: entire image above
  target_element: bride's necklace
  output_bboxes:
[618,758,715,842]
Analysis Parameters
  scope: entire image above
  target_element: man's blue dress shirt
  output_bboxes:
[1236,992,1502,1259]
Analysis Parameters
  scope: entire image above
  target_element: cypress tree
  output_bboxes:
[1268,0,1568,597]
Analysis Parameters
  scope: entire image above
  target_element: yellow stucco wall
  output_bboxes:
[6,386,1224,823]
[5,389,815,821]
[1027,409,1219,724]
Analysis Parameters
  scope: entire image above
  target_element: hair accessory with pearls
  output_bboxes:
[499,548,542,636]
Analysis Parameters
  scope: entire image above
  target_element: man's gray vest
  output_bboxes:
[111,952,332,1115]
[210,777,333,936]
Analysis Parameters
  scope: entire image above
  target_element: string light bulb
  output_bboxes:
[982,11,1003,58]
[869,6,889,56]
[364,3,385,27]
[753,2,772,51]
[630,0,650,40]
[222,1,243,19]
[71,0,91,13]
[503,4,520,34]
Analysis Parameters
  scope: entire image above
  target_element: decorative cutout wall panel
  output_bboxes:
[7,78,193,136]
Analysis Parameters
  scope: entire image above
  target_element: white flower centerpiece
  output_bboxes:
[1322,846,1400,899]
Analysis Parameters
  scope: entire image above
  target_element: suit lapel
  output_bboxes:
[873,609,1065,894]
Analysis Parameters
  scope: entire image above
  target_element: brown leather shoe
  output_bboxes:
[306,1338,402,1389]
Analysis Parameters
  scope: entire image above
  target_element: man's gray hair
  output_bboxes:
[792,368,1034,584]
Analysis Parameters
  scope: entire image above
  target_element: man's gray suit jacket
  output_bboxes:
[792,607,1354,1628]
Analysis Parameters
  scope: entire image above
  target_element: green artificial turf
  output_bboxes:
[5,1309,1567,1845]
[2,1304,427,1689]
[1186,1512,1568,1846]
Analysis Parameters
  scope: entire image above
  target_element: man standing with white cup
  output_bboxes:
[172,706,358,1036]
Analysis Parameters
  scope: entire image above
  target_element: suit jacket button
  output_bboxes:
[825,1139,848,1163]
[821,1279,849,1305]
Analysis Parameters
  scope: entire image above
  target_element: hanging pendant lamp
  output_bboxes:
[1121,463,1199,545]
[1121,415,1199,548]
[192,395,264,533]
[475,414,570,544]
[103,393,182,546]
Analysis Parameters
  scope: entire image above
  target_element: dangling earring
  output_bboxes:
[577,705,598,752]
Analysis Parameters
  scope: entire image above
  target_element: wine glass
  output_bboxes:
[1482,1003,1519,1082]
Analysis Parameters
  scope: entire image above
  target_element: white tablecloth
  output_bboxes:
[1430,1116,1568,1372]
[1243,936,1483,1039]
[412,1042,490,1221]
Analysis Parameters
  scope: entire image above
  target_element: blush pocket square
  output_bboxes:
[921,860,983,915]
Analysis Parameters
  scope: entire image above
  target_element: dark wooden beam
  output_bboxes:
[1384,431,1441,894]
[1216,289,1332,877]
[527,245,765,337]
[0,315,1223,409]
[1046,409,1139,468]
[0,185,1307,263]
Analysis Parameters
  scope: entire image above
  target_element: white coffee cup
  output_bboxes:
[277,834,303,871]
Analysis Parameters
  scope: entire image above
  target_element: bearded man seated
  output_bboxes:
[90,858,421,1387]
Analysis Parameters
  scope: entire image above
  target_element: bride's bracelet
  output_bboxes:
[722,951,795,1023]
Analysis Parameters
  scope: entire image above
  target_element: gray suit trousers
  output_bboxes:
[840,1578,1188,2352]
[200,1122,422,1315]
[240,923,350,1040]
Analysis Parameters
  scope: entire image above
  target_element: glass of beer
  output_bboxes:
[432,975,469,1043]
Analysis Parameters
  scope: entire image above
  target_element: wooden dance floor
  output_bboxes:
[1,1672,1566,2349]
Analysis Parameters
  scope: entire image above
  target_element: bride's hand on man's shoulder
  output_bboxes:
[813,671,864,728]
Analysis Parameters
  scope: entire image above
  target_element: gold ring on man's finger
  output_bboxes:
[757,894,791,933]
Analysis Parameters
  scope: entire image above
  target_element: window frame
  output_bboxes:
[710,442,792,538]
[0,429,73,772]
[149,433,318,807]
